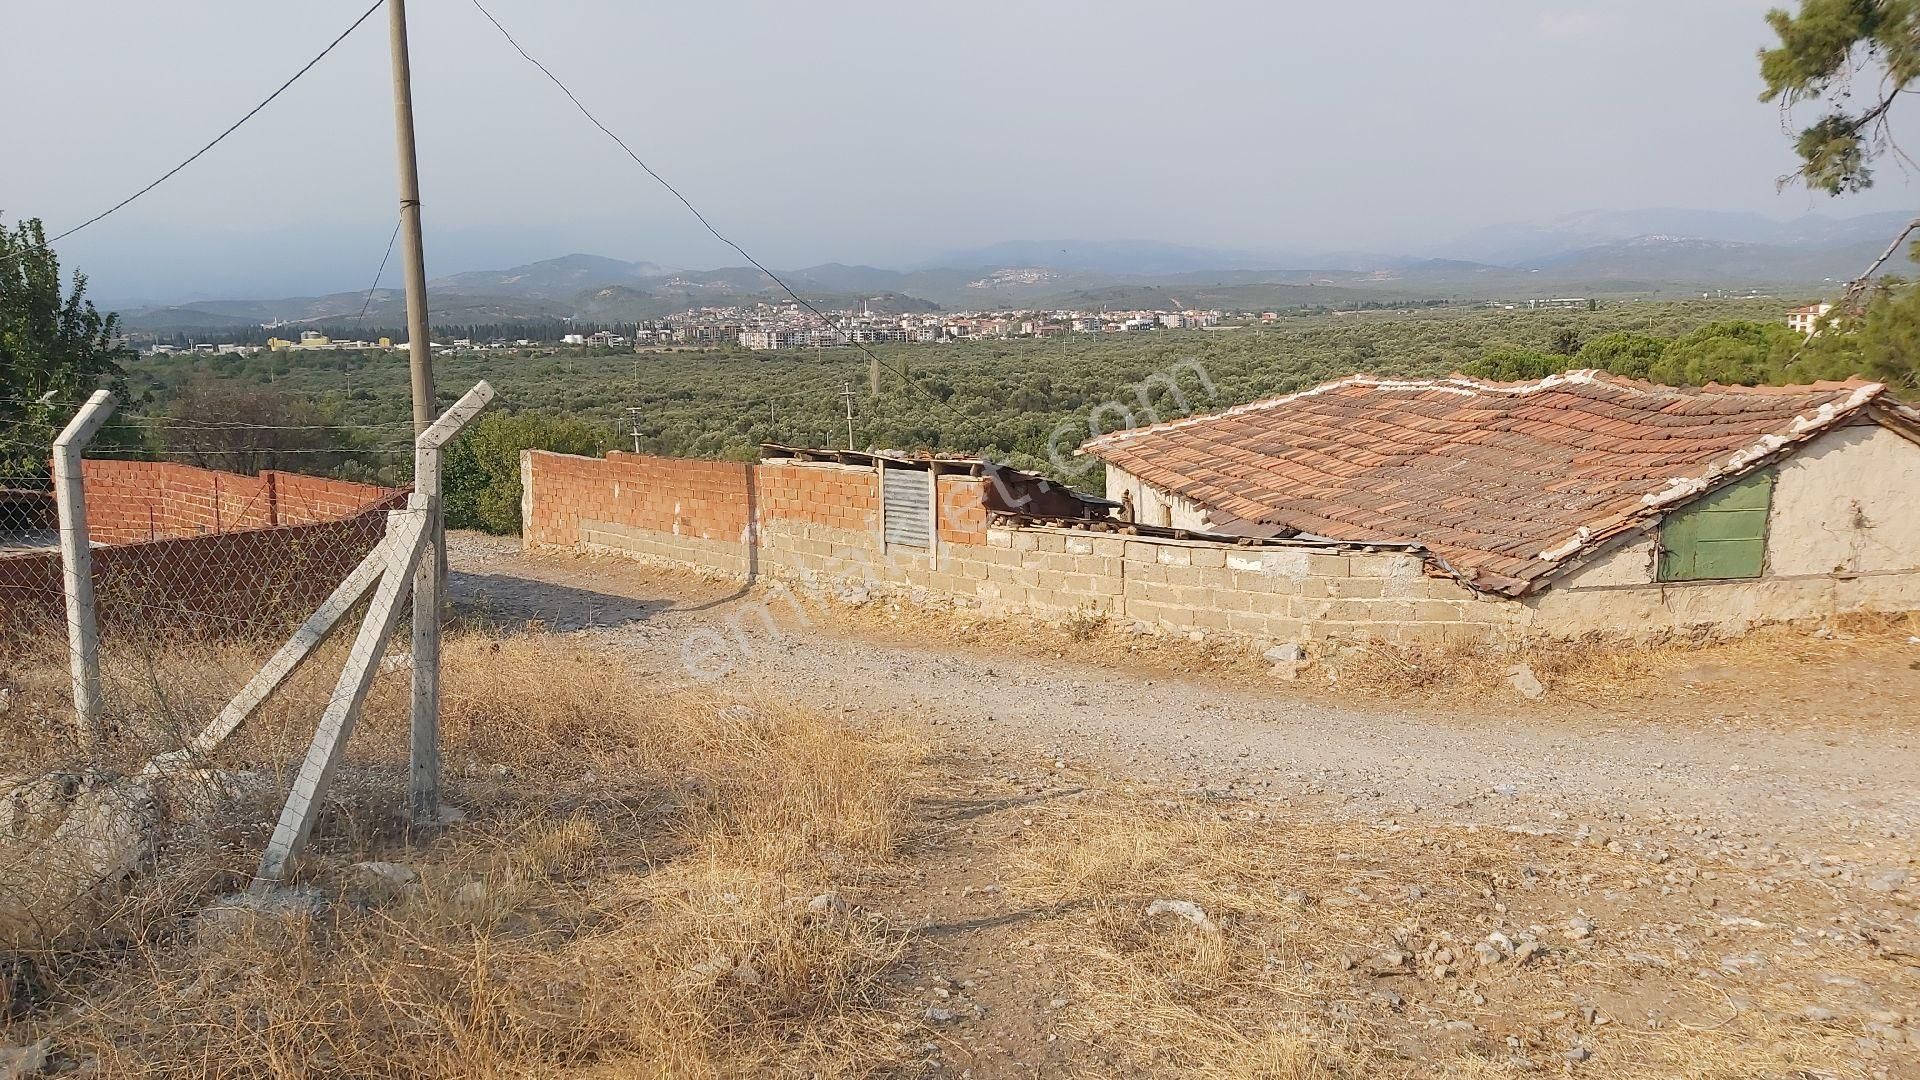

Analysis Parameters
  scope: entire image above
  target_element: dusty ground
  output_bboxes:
[446,533,1920,1078]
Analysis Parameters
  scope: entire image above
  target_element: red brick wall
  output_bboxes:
[0,463,406,636]
[522,450,989,550]
[756,462,878,534]
[523,450,754,548]
[269,470,399,526]
[0,505,396,635]
[79,461,395,542]
[82,461,270,543]
[938,475,990,545]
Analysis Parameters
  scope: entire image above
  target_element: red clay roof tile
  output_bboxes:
[1079,371,1894,594]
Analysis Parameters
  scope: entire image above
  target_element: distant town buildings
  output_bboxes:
[728,304,1227,350]
[139,293,1624,359]
[262,330,391,352]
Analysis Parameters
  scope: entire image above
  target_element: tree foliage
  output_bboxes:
[1465,348,1561,382]
[1648,320,1803,386]
[443,411,611,534]
[126,301,1834,489]
[1782,275,1920,384]
[1464,319,1870,388]
[159,381,371,476]
[0,216,132,475]
[1760,0,1920,194]
[1569,332,1668,377]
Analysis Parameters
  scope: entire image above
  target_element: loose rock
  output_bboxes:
[349,861,420,895]
[806,893,850,917]
[197,888,327,943]
[1145,898,1217,932]
[0,1038,49,1080]
[1505,663,1546,700]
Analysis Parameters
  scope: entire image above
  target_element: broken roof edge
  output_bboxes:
[1074,369,1888,458]
[987,509,1427,552]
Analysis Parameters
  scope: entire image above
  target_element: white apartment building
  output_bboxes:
[1787,302,1834,336]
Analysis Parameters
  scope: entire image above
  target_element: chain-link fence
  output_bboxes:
[0,407,419,778]
[1,384,495,956]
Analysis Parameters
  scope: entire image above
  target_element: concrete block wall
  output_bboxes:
[521,450,1520,648]
[940,529,1516,646]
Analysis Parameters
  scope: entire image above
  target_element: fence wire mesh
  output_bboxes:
[1,415,419,779]
[0,388,504,953]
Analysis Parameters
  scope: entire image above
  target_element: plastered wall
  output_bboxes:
[1104,464,1211,530]
[1521,423,1920,637]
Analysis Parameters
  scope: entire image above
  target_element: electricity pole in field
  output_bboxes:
[388,0,434,432]
[840,382,856,450]
[389,0,444,823]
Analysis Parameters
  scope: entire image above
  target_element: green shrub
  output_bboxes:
[444,411,611,534]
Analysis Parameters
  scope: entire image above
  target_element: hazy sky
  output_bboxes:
[4,0,1916,302]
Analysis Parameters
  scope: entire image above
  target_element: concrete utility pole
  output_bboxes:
[870,354,881,396]
[840,382,856,450]
[389,0,445,824]
[388,0,434,432]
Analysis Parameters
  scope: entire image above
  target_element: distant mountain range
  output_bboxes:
[1433,208,1917,265]
[118,208,1915,333]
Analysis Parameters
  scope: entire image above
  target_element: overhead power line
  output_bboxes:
[464,0,961,421]
[3,0,384,264]
[354,216,406,329]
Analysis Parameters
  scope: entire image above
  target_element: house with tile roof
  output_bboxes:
[1080,370,1920,639]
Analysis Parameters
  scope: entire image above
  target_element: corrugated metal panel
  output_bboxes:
[883,468,930,548]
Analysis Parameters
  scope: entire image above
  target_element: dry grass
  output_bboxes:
[6,619,1915,1078]
[987,786,1904,1079]
[816,595,1271,679]
[1,632,925,1078]
[806,586,1920,717]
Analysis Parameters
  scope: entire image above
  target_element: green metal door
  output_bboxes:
[1657,470,1773,582]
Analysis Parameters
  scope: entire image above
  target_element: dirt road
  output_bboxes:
[449,533,1920,859]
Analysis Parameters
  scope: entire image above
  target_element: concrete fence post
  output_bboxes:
[410,381,495,824]
[255,500,431,889]
[52,389,117,747]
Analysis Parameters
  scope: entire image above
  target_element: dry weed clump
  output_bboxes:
[994,787,1891,1079]
[783,572,1920,706]
[819,593,1270,678]
[1,631,924,1078]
